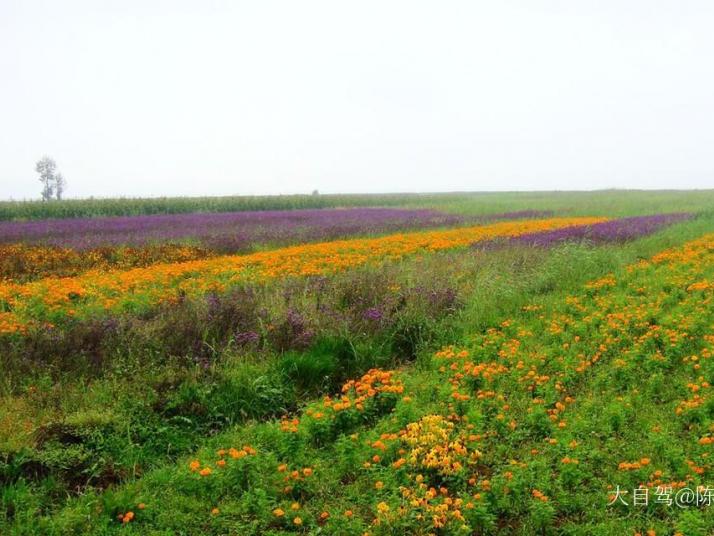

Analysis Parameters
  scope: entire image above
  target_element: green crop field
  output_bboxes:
[1,190,714,535]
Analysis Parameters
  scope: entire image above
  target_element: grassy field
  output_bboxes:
[2,189,714,220]
[1,191,713,535]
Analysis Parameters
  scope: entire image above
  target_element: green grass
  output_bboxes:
[2,189,714,220]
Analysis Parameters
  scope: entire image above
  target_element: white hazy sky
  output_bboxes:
[1,1,713,199]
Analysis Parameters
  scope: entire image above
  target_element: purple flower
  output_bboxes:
[0,208,465,250]
[234,330,260,346]
[363,307,383,321]
[474,213,693,249]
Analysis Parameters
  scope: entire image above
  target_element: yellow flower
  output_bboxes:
[273,508,285,517]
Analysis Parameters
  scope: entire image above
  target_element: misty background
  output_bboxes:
[1,0,713,200]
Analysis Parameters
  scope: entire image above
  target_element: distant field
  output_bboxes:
[1,191,713,535]
[0,192,462,220]
[2,189,714,220]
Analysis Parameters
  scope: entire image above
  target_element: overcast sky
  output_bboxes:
[1,1,713,199]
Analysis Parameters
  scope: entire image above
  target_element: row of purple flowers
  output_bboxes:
[0,208,550,252]
[474,213,693,250]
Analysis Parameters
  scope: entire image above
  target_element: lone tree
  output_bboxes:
[35,156,66,200]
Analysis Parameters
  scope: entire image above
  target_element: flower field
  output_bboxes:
[0,216,603,334]
[1,194,713,535]
[0,209,550,282]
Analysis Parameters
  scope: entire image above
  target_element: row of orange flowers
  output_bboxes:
[0,217,606,334]
[0,242,211,282]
